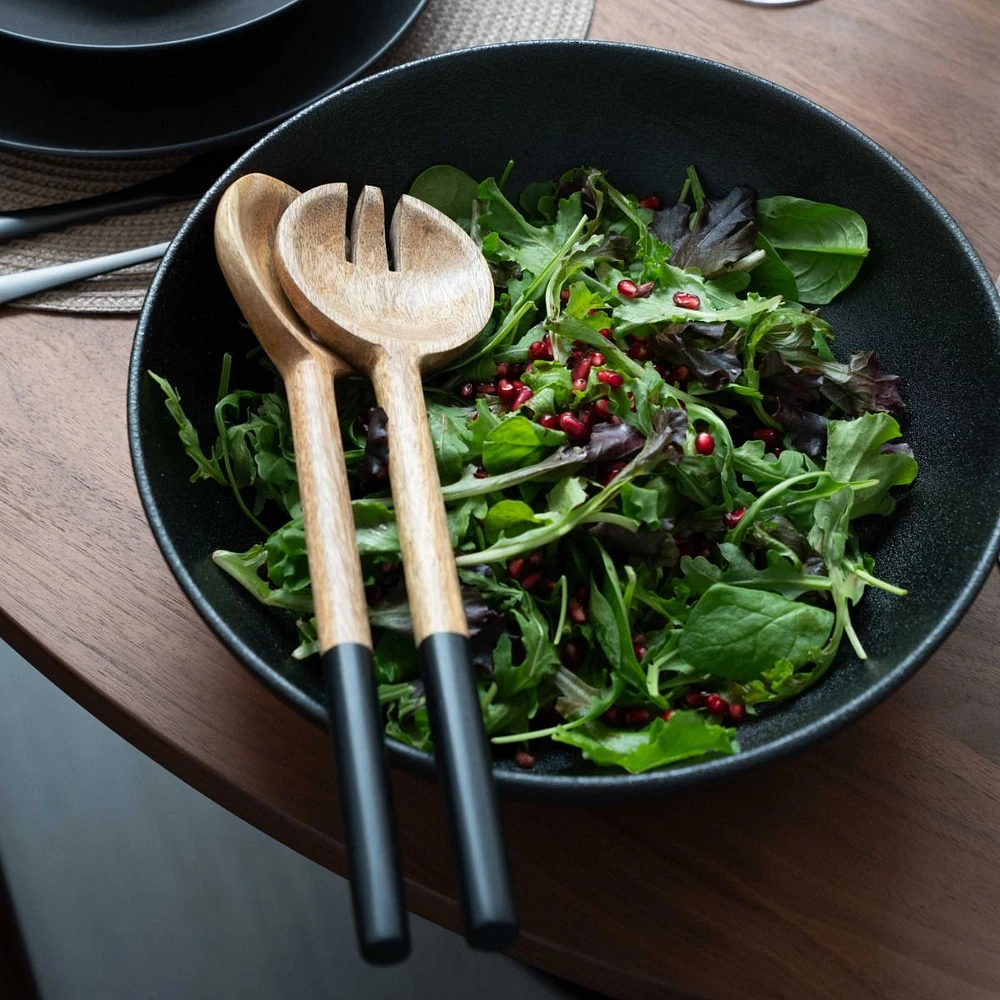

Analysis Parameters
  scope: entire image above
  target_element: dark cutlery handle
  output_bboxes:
[419,632,518,951]
[0,191,177,242]
[322,644,410,964]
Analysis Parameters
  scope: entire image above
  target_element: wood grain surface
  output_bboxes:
[1,1,999,998]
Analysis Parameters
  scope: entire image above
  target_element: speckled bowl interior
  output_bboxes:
[128,41,1000,800]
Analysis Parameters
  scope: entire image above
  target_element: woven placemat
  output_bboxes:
[0,0,594,314]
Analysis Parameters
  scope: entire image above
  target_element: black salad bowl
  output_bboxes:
[128,41,1000,801]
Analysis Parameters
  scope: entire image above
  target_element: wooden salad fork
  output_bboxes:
[275,184,518,950]
[214,173,409,964]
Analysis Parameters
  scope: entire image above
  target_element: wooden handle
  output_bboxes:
[370,352,467,641]
[371,351,517,950]
[283,359,370,651]
[284,356,409,962]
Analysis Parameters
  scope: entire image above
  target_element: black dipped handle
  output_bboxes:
[419,633,518,951]
[322,644,409,965]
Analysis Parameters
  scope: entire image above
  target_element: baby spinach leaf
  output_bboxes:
[825,412,918,517]
[552,712,738,774]
[481,415,566,473]
[484,499,544,540]
[756,196,869,305]
[408,165,480,229]
[678,583,835,681]
[749,232,799,301]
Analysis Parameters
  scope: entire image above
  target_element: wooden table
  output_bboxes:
[2,1,999,997]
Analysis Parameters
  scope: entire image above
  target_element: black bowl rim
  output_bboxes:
[0,0,305,52]
[0,0,428,158]
[128,39,1000,800]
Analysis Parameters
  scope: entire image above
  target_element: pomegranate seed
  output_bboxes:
[599,461,627,485]
[723,507,747,529]
[633,643,648,661]
[572,378,588,392]
[559,412,587,439]
[624,708,651,727]
[753,428,781,447]
[602,707,623,727]
[507,557,525,580]
[574,583,590,602]
[568,598,588,624]
[528,337,553,362]
[706,694,728,716]
[659,711,675,723]
[672,291,701,310]
[365,585,385,606]
[523,362,534,373]
[609,415,622,425]
[593,398,613,421]
[515,750,535,769]
[561,640,583,669]
[520,571,543,590]
[598,327,614,339]
[771,446,783,457]
[617,279,640,298]
[528,551,544,569]
[698,547,711,559]
[571,358,592,382]
[695,431,716,455]
[634,280,655,298]
[672,365,690,384]
[728,703,746,724]
[458,382,475,401]
[476,381,497,395]
[627,338,651,361]
[639,194,662,210]
[560,287,571,303]
[496,378,517,402]
[495,362,511,378]
[512,387,534,409]
[538,578,558,597]
[589,351,606,366]
[597,370,623,387]
[473,467,489,479]
[686,691,707,708]
[537,413,560,430]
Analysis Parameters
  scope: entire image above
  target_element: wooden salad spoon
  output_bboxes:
[214,173,408,964]
[275,184,517,950]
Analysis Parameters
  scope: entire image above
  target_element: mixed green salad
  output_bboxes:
[152,163,917,774]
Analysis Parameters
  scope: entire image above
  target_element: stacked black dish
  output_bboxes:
[0,0,427,155]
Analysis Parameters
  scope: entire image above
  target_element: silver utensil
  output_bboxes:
[0,243,168,306]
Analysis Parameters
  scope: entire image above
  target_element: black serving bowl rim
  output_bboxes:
[128,39,1000,801]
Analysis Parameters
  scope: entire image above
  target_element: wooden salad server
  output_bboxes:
[275,184,517,950]
[214,173,409,964]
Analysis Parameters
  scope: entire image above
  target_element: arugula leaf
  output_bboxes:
[616,285,781,330]
[552,712,738,774]
[825,412,918,518]
[678,583,835,681]
[426,400,473,482]
[149,371,226,484]
[682,544,831,599]
[484,499,545,540]
[409,165,479,229]
[492,606,560,701]
[756,196,869,305]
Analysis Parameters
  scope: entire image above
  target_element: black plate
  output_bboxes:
[0,0,303,49]
[0,0,426,156]
[129,41,1000,800]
